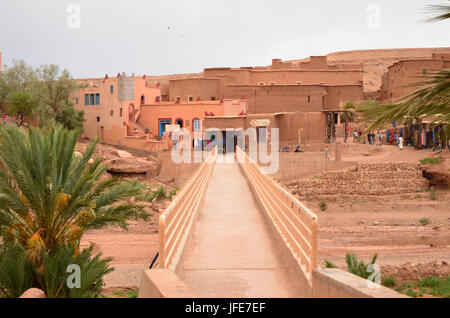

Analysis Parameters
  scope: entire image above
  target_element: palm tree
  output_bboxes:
[0,125,148,262]
[424,3,450,22]
[361,3,450,134]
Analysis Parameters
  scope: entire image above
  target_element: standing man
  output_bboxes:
[325,145,329,161]
[2,114,6,127]
[398,135,404,150]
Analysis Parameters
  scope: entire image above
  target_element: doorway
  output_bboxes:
[159,119,171,137]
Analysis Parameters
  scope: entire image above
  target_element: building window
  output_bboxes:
[110,110,114,116]
[211,96,216,101]
[90,94,95,105]
[141,95,145,104]
[193,119,201,131]
[322,96,325,107]
[188,96,193,102]
[75,97,78,105]
[96,116,100,122]
[120,108,123,117]
[95,93,100,105]
[85,94,89,105]
[175,96,181,102]
[308,95,311,103]
[422,69,427,76]
[259,82,265,86]
[110,85,114,93]
[175,118,183,128]
[270,81,276,86]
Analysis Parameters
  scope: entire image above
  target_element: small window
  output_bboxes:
[259,82,265,86]
[110,110,114,116]
[141,95,145,104]
[120,108,123,117]
[96,116,100,122]
[85,94,89,106]
[193,119,201,131]
[110,85,114,93]
[176,96,181,102]
[75,97,78,105]
[322,96,325,107]
[211,96,216,101]
[90,94,95,105]
[422,69,427,76]
[188,96,193,102]
[308,95,311,103]
[95,93,100,105]
[270,81,276,86]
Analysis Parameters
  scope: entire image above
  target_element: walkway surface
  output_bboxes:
[178,155,302,297]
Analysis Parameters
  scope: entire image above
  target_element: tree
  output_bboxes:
[7,91,37,126]
[32,65,85,130]
[361,4,449,134]
[0,125,149,255]
[0,61,85,130]
[0,60,36,109]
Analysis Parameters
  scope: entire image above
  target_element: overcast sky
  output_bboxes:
[0,0,449,78]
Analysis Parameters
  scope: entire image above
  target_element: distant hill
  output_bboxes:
[289,47,450,92]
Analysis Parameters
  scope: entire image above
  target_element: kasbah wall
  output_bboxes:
[71,48,450,151]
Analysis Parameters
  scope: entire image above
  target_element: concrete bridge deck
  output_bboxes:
[177,155,302,297]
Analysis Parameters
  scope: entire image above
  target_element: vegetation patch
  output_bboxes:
[420,157,443,165]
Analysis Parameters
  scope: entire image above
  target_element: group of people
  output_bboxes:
[352,129,383,146]
[281,145,304,153]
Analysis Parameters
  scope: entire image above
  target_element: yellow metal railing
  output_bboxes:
[237,147,318,283]
[158,147,218,270]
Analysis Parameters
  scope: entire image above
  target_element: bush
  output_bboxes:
[345,253,378,279]
[419,218,431,226]
[0,244,34,298]
[0,243,113,298]
[420,157,442,165]
[324,260,338,268]
[382,276,397,288]
[319,201,327,211]
[419,275,442,288]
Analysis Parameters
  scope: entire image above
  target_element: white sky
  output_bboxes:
[0,0,449,78]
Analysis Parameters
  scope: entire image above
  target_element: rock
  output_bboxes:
[20,288,45,298]
[112,150,133,158]
[106,157,161,175]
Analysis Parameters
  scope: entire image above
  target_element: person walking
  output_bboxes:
[398,135,404,150]
[353,130,358,143]
[377,131,382,146]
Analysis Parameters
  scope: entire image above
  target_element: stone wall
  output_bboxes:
[289,162,429,195]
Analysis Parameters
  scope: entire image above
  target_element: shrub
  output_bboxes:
[319,201,327,211]
[419,218,431,226]
[0,244,34,298]
[0,243,112,298]
[345,253,378,279]
[324,260,338,268]
[419,275,442,288]
[420,157,442,165]
[153,186,167,201]
[382,276,397,288]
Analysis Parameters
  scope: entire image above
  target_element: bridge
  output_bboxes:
[139,147,405,298]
